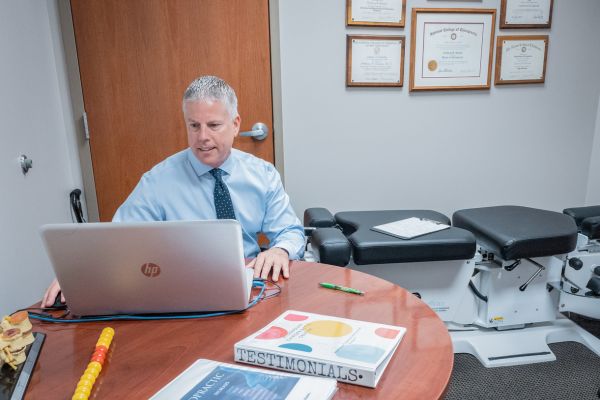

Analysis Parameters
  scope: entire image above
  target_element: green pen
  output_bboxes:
[319,282,364,295]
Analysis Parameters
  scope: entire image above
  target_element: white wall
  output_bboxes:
[0,1,83,315]
[586,97,600,205]
[276,0,600,217]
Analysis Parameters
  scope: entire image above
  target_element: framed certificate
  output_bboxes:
[346,35,405,87]
[500,0,553,29]
[409,8,496,91]
[346,0,406,28]
[495,35,549,85]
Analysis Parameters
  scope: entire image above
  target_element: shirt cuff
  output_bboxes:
[272,241,303,260]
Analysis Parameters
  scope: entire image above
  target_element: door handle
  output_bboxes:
[19,154,33,175]
[240,122,268,141]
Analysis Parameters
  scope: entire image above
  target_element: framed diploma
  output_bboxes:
[346,0,406,28]
[409,8,496,91]
[346,35,405,87]
[495,35,549,85]
[500,0,553,29]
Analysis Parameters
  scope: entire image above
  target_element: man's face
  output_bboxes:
[184,100,240,168]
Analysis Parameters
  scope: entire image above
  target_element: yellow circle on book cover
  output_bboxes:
[303,320,352,337]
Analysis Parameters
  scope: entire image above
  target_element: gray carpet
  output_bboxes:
[444,315,600,400]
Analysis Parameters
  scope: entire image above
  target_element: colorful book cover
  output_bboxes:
[234,310,406,388]
[149,359,337,400]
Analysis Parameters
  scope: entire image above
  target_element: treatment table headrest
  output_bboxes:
[453,205,578,260]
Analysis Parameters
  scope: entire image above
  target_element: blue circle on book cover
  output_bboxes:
[335,344,385,363]
[279,343,313,352]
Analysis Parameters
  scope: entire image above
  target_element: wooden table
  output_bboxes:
[26,261,453,399]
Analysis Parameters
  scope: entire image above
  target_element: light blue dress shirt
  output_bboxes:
[113,148,305,259]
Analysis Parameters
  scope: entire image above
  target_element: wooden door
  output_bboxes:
[70,0,274,221]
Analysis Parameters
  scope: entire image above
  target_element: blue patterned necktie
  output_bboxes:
[210,168,236,220]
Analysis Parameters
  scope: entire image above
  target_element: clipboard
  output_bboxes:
[371,217,450,240]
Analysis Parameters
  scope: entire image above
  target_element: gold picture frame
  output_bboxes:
[346,35,405,87]
[500,0,553,29]
[495,35,549,85]
[409,8,496,92]
[346,0,406,28]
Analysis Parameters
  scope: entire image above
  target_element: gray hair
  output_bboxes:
[182,76,238,119]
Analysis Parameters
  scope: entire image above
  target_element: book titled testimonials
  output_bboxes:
[234,310,406,388]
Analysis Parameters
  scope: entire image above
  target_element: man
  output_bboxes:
[42,76,305,307]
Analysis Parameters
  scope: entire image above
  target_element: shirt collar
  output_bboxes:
[186,148,236,177]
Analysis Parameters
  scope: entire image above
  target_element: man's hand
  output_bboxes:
[247,247,290,281]
[41,278,65,308]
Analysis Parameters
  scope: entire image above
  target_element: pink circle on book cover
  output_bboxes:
[256,326,288,339]
[284,313,308,321]
[375,327,400,339]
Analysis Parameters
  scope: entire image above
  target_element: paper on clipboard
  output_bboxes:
[371,217,450,239]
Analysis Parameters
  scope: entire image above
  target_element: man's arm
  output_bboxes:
[249,165,305,281]
[113,173,164,221]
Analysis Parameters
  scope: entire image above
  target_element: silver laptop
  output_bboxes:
[39,220,254,316]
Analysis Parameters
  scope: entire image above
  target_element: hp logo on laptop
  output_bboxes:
[141,263,161,277]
